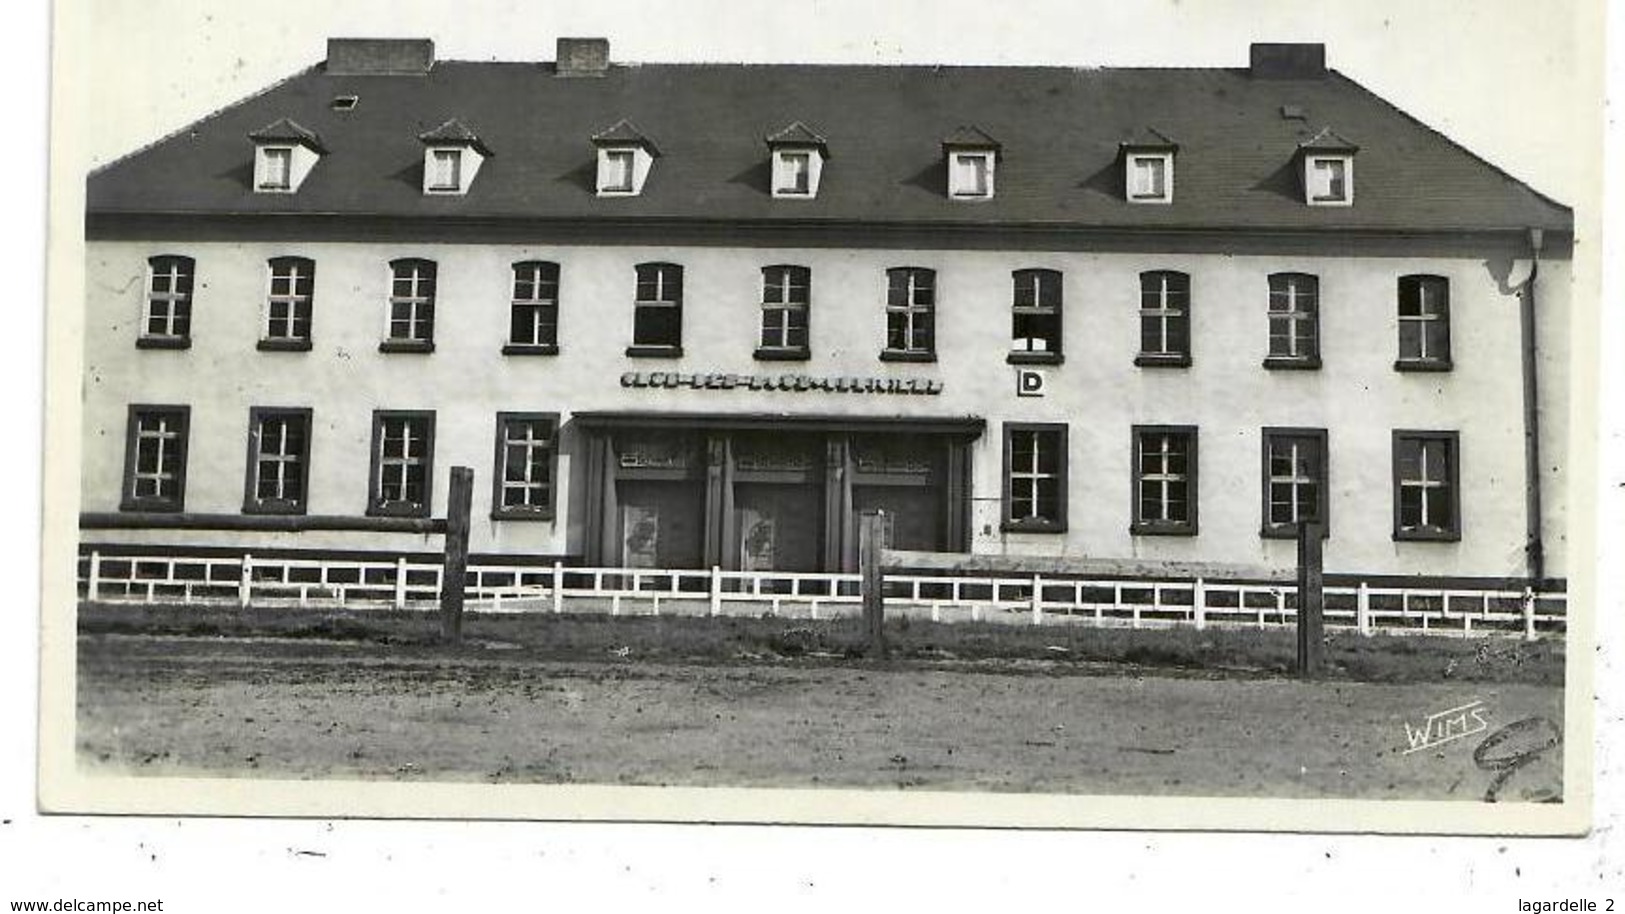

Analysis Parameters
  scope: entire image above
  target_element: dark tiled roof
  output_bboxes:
[1299,126,1359,153]
[247,117,326,152]
[87,60,1570,233]
[765,121,828,151]
[1120,127,1178,151]
[590,118,660,154]
[940,125,1001,150]
[417,118,492,155]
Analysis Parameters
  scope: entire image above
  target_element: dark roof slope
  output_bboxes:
[87,60,1570,233]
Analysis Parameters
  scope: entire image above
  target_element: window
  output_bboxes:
[757,265,810,359]
[882,267,935,361]
[628,262,683,356]
[382,259,436,352]
[1009,268,1062,364]
[1128,153,1172,203]
[1393,431,1460,541]
[260,257,314,351]
[600,149,636,193]
[1133,426,1197,535]
[492,413,560,520]
[120,406,189,512]
[244,408,312,514]
[140,255,194,348]
[259,147,292,191]
[368,411,435,517]
[1261,428,1328,538]
[1137,270,1190,366]
[1306,155,1352,205]
[506,261,560,355]
[427,148,462,192]
[775,151,812,196]
[1397,275,1451,370]
[949,152,993,198]
[1265,273,1320,368]
[1002,423,1067,532]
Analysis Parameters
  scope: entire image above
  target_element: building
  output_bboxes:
[80,38,1572,590]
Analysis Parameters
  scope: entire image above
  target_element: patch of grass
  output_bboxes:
[77,602,1563,685]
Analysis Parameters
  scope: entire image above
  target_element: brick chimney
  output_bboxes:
[1249,43,1327,79]
[325,38,435,75]
[556,38,610,77]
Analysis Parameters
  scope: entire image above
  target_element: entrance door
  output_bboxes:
[617,479,706,569]
[735,483,822,572]
[852,485,942,552]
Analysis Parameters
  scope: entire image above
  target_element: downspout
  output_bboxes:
[1519,227,1546,585]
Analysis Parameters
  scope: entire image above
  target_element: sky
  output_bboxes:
[64,0,1596,207]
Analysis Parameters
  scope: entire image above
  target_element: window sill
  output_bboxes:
[242,501,307,516]
[754,347,810,362]
[1261,524,1330,540]
[1001,519,1067,534]
[119,499,183,513]
[366,503,431,519]
[379,339,435,354]
[879,350,936,363]
[1263,356,1321,371]
[1134,353,1190,369]
[1393,528,1461,543]
[1007,351,1063,366]
[491,508,557,522]
[1130,522,1198,537]
[626,345,683,358]
[136,336,191,351]
[502,343,560,356]
[1395,359,1453,373]
[257,338,312,353]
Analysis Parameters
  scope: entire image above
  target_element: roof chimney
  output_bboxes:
[326,38,435,75]
[1249,43,1327,79]
[556,38,610,77]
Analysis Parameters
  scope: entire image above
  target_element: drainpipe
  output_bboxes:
[1520,227,1545,585]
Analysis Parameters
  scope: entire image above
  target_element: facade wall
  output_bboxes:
[81,239,1572,579]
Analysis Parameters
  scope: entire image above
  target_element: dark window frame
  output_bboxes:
[258,256,315,352]
[1135,270,1191,368]
[1263,272,1321,370]
[491,412,561,521]
[1396,274,1453,371]
[367,410,436,518]
[1392,429,1461,542]
[138,255,195,350]
[1131,424,1198,536]
[1260,427,1330,539]
[242,407,314,515]
[755,264,811,361]
[120,404,190,513]
[1008,268,1064,366]
[381,258,437,353]
[881,266,936,362]
[627,262,684,357]
[1001,422,1068,533]
[504,260,561,356]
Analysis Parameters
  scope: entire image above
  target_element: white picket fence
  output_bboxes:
[77,550,1565,640]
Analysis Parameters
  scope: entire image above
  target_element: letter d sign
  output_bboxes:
[1016,369,1045,397]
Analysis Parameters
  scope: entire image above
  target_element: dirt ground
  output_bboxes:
[75,633,1564,801]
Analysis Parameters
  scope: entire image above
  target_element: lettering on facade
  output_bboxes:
[620,372,944,395]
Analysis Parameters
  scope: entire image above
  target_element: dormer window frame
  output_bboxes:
[425,146,466,195]
[597,147,640,195]
[772,149,815,198]
[248,118,325,195]
[416,119,491,197]
[1127,151,1175,204]
[948,150,996,200]
[257,145,295,193]
[1304,153,1354,206]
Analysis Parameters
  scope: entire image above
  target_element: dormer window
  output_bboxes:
[248,118,325,194]
[1119,128,1177,205]
[592,119,660,197]
[1298,128,1357,206]
[942,126,1001,201]
[765,121,829,199]
[417,119,491,196]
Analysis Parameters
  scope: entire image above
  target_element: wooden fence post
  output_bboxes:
[860,510,888,658]
[239,554,253,608]
[1193,577,1206,631]
[1522,587,1538,642]
[440,466,474,645]
[1356,581,1372,636]
[1296,521,1325,679]
[88,551,102,603]
[709,565,722,617]
[552,561,565,614]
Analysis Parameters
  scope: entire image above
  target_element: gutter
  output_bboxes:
[1520,227,1546,585]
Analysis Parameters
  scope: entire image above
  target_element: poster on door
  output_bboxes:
[622,503,659,569]
[738,507,775,572]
